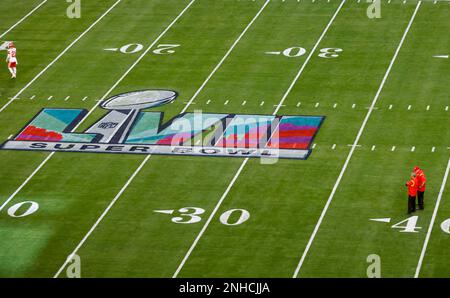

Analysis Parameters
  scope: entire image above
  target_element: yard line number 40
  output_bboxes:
[390,216,450,234]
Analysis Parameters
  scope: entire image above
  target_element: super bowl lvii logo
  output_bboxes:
[1,90,324,160]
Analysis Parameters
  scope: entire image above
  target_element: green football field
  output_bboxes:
[0,0,449,278]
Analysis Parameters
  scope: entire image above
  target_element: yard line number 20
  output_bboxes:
[118,43,180,55]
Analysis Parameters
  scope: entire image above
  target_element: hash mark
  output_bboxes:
[242,100,246,106]
[388,104,393,110]
[224,100,229,105]
[64,96,70,101]
[426,105,430,111]
[371,145,376,151]
[407,105,412,110]
[315,102,320,108]
[432,147,436,152]
[352,103,356,109]
[296,102,301,107]
[47,95,53,100]
[411,146,415,152]
[206,99,211,105]
[391,146,396,152]
[333,103,337,108]
[331,144,336,150]
[30,95,36,100]
[82,96,88,101]
[260,101,265,106]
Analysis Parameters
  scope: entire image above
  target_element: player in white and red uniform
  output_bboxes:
[6,42,17,79]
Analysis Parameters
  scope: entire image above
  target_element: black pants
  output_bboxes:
[408,195,416,213]
[418,191,425,209]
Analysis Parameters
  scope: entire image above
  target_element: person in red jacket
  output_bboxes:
[414,166,426,210]
[406,172,418,214]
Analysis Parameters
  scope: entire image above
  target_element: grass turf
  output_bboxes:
[0,0,448,277]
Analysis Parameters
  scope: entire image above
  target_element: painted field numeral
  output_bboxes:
[441,219,450,234]
[282,47,307,57]
[152,44,180,55]
[155,207,250,226]
[106,43,180,55]
[391,216,421,233]
[219,209,250,226]
[171,207,205,224]
[266,46,343,58]
[7,201,39,218]
[318,47,343,58]
[119,43,144,54]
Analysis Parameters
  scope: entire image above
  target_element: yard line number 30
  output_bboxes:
[271,46,343,58]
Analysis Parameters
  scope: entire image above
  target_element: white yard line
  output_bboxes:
[292,1,422,278]
[414,158,450,278]
[273,0,346,115]
[179,0,270,114]
[0,0,47,39]
[0,0,126,212]
[54,0,268,277]
[0,0,123,114]
[0,0,194,231]
[0,152,54,211]
[172,158,250,278]
[53,155,151,278]
[0,0,196,216]
[173,0,346,278]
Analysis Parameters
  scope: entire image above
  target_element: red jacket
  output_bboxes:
[414,168,426,192]
[406,178,418,196]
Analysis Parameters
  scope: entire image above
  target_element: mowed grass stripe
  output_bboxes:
[0,0,47,39]
[0,0,193,201]
[0,0,195,277]
[55,0,271,278]
[175,2,421,277]
[293,1,422,278]
[0,0,120,103]
[53,0,197,278]
[415,158,450,277]
[0,0,266,277]
[63,1,347,277]
[0,0,197,222]
[174,0,346,278]
[0,0,123,113]
[297,1,450,277]
[419,161,450,277]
